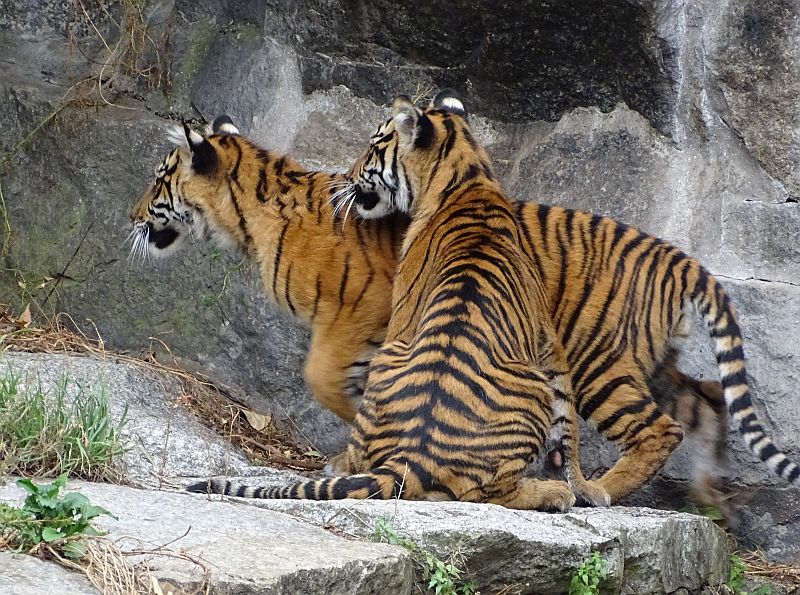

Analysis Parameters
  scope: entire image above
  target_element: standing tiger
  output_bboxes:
[129,115,405,422]
[336,90,800,506]
[187,91,603,510]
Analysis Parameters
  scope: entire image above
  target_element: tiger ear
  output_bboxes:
[168,122,218,175]
[211,114,240,135]
[391,95,421,147]
[433,89,467,117]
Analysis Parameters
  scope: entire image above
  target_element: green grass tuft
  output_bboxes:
[0,368,128,482]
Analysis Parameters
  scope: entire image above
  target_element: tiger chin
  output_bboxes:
[129,115,406,423]
[187,91,605,511]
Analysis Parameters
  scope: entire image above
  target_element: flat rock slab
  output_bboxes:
[0,480,413,595]
[232,494,730,594]
[0,551,98,595]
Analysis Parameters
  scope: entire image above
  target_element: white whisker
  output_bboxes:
[342,194,357,225]
[334,189,354,217]
[329,185,351,207]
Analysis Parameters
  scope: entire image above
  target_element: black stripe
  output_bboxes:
[256,168,268,203]
[284,262,296,315]
[716,346,744,363]
[595,398,650,434]
[338,257,350,305]
[311,273,322,322]
[758,441,779,462]
[271,223,290,296]
[774,457,790,476]
[721,370,748,388]
[228,186,253,246]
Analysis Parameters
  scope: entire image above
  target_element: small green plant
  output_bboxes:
[729,554,747,593]
[727,554,774,595]
[677,503,726,523]
[374,517,476,595]
[201,255,248,310]
[569,551,608,595]
[0,474,115,560]
[0,369,128,481]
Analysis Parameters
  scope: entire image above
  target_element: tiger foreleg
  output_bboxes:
[489,477,576,511]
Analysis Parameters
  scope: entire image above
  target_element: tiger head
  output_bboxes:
[345,89,479,220]
[128,116,241,260]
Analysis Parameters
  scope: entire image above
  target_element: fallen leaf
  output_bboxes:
[243,409,271,432]
[17,304,31,327]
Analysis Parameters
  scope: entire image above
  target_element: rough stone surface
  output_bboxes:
[0,352,257,487]
[0,480,414,595]
[1,0,799,560]
[240,496,729,594]
[0,551,98,595]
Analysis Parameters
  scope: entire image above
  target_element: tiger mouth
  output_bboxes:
[353,186,380,210]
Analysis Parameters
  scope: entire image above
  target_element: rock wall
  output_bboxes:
[1,0,798,560]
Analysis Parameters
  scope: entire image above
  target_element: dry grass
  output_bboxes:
[0,304,324,472]
[38,532,210,595]
[737,549,800,591]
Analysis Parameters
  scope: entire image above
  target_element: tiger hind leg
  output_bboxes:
[587,382,684,503]
[650,364,735,519]
[543,342,611,506]
[550,396,612,506]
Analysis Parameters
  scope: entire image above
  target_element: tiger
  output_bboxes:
[186,91,612,510]
[329,89,800,508]
[129,115,406,423]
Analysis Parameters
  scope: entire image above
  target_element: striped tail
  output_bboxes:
[186,470,402,500]
[693,269,800,485]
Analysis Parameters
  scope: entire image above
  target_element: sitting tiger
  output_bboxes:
[129,115,405,422]
[186,92,612,510]
[338,91,800,508]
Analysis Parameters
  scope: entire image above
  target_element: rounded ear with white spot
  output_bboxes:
[166,122,218,175]
[391,95,421,147]
[211,114,240,135]
[433,89,467,118]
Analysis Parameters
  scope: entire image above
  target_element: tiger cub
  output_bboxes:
[129,116,404,422]
[340,91,800,507]
[186,92,605,510]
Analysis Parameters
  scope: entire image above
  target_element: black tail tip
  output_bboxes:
[186,480,211,493]
[211,115,240,135]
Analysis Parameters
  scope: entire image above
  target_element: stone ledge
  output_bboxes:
[0,480,413,595]
[211,485,730,594]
